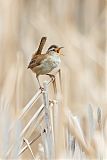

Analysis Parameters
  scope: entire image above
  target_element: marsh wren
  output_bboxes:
[28,37,63,90]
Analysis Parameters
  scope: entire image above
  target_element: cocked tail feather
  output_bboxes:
[34,37,47,56]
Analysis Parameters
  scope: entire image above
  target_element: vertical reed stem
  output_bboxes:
[43,81,53,159]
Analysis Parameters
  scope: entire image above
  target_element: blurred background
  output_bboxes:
[0,0,106,113]
[0,0,106,158]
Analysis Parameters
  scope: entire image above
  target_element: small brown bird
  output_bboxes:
[28,37,63,90]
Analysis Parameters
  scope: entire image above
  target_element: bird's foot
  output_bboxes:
[47,74,55,81]
[49,100,54,105]
[39,86,44,92]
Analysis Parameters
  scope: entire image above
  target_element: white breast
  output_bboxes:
[40,53,61,75]
[49,54,61,66]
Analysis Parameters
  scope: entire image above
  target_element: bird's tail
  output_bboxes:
[35,37,47,55]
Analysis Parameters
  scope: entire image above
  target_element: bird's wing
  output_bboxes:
[28,54,48,69]
[33,37,47,57]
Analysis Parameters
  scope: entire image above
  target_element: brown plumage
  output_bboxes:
[28,37,47,90]
[28,36,47,69]
[28,54,48,70]
[28,37,63,90]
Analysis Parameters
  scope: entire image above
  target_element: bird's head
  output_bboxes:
[48,45,64,55]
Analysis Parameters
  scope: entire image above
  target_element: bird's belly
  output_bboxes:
[31,55,61,75]
[40,56,61,74]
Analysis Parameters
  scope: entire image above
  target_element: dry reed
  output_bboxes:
[0,0,106,159]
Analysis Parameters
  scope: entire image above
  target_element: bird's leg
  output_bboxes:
[46,74,55,81]
[46,74,57,94]
[36,75,44,91]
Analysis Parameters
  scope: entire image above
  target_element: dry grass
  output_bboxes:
[0,72,107,159]
[0,0,106,159]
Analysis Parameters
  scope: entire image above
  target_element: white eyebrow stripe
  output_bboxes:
[49,48,54,51]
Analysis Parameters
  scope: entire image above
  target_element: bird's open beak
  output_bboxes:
[57,47,64,55]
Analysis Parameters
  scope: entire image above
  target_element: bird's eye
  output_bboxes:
[50,48,55,51]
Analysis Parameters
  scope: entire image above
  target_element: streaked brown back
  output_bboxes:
[28,54,48,69]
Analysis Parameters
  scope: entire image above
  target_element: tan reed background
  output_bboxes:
[0,0,106,159]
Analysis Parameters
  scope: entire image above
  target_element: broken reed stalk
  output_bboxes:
[23,138,36,160]
[9,74,56,137]
[6,105,44,157]
[18,103,54,156]
[7,74,58,158]
[6,70,106,160]
[42,81,53,160]
[9,72,57,133]
[9,90,41,132]
[20,104,44,137]
[18,133,41,156]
